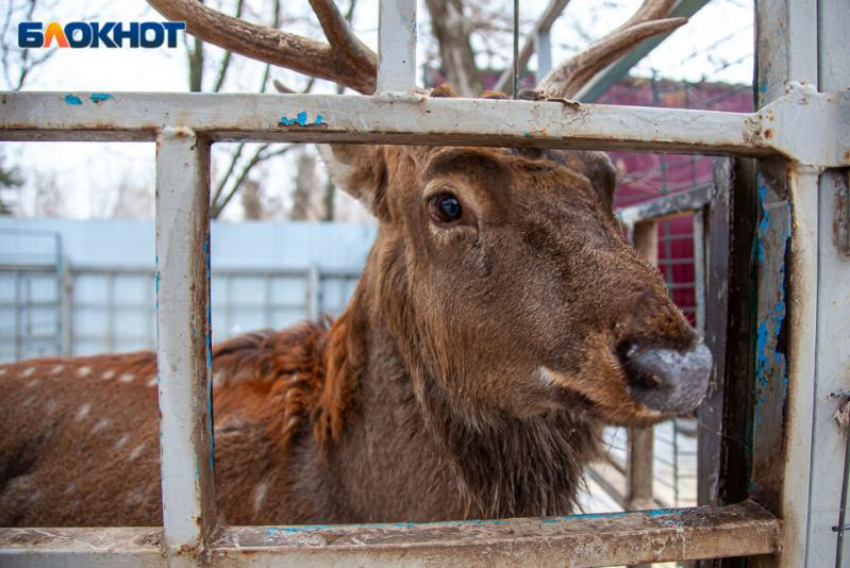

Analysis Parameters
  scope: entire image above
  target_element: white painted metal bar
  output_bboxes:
[1,91,846,166]
[807,0,850,564]
[377,0,417,92]
[0,502,780,568]
[155,128,216,557]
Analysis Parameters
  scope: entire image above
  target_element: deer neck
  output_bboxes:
[333,236,601,520]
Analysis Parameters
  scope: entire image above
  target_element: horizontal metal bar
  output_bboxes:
[0,264,57,273]
[618,183,713,227]
[61,265,361,278]
[0,91,772,157]
[4,88,844,165]
[0,502,780,567]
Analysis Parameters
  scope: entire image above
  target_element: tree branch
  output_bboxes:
[146,0,377,94]
[211,0,245,93]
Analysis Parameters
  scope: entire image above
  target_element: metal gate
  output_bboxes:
[0,0,848,566]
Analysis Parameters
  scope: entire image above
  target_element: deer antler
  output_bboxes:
[146,0,377,94]
[536,0,686,99]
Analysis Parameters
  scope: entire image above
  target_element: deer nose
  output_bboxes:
[618,339,712,414]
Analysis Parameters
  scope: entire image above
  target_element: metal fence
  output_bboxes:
[0,222,371,363]
[0,0,848,566]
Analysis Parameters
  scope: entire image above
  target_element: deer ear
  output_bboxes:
[560,150,617,212]
[318,144,390,219]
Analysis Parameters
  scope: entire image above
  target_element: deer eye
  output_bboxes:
[429,193,463,224]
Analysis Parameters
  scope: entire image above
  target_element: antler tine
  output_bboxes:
[308,0,375,65]
[146,0,377,94]
[536,0,686,99]
[614,0,676,33]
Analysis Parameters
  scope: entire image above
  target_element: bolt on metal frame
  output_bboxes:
[0,0,849,565]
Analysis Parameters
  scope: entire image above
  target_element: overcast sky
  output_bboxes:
[2,0,754,220]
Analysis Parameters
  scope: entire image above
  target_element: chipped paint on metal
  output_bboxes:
[90,93,114,104]
[278,111,325,128]
[754,182,792,428]
[63,94,82,106]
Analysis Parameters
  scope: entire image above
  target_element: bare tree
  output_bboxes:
[26,171,65,218]
[423,0,481,96]
[110,175,154,219]
[1,1,62,91]
[290,147,321,221]
[0,152,22,215]
[240,177,265,220]
[180,0,361,221]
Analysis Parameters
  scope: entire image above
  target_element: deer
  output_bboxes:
[0,0,710,527]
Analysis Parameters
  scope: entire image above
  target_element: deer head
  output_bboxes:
[146,0,709,426]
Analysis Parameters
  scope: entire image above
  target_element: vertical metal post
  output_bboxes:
[696,158,742,515]
[534,29,552,79]
[810,0,850,565]
[629,220,658,512]
[751,1,819,567]
[306,264,320,321]
[692,211,706,334]
[60,268,73,356]
[14,271,21,361]
[107,273,116,353]
[263,273,272,329]
[155,127,216,562]
[146,269,155,350]
[377,0,417,92]
[53,233,64,356]
[627,427,655,510]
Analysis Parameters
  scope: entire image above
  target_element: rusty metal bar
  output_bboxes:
[618,183,713,227]
[155,128,216,559]
[0,502,781,568]
[1,90,846,167]
[627,427,655,510]
[748,1,819,568]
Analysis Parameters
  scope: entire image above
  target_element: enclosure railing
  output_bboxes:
[586,179,714,512]
[0,0,848,566]
[0,261,361,362]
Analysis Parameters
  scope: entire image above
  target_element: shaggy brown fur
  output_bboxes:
[0,143,700,527]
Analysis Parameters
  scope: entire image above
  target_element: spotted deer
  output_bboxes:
[0,0,710,527]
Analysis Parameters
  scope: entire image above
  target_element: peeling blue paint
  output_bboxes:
[753,183,791,430]
[64,94,83,106]
[279,111,325,128]
[90,93,114,104]
[646,508,676,516]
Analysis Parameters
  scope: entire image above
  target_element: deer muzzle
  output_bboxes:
[619,340,712,414]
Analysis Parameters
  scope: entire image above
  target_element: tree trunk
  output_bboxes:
[423,0,481,96]
[291,149,319,221]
